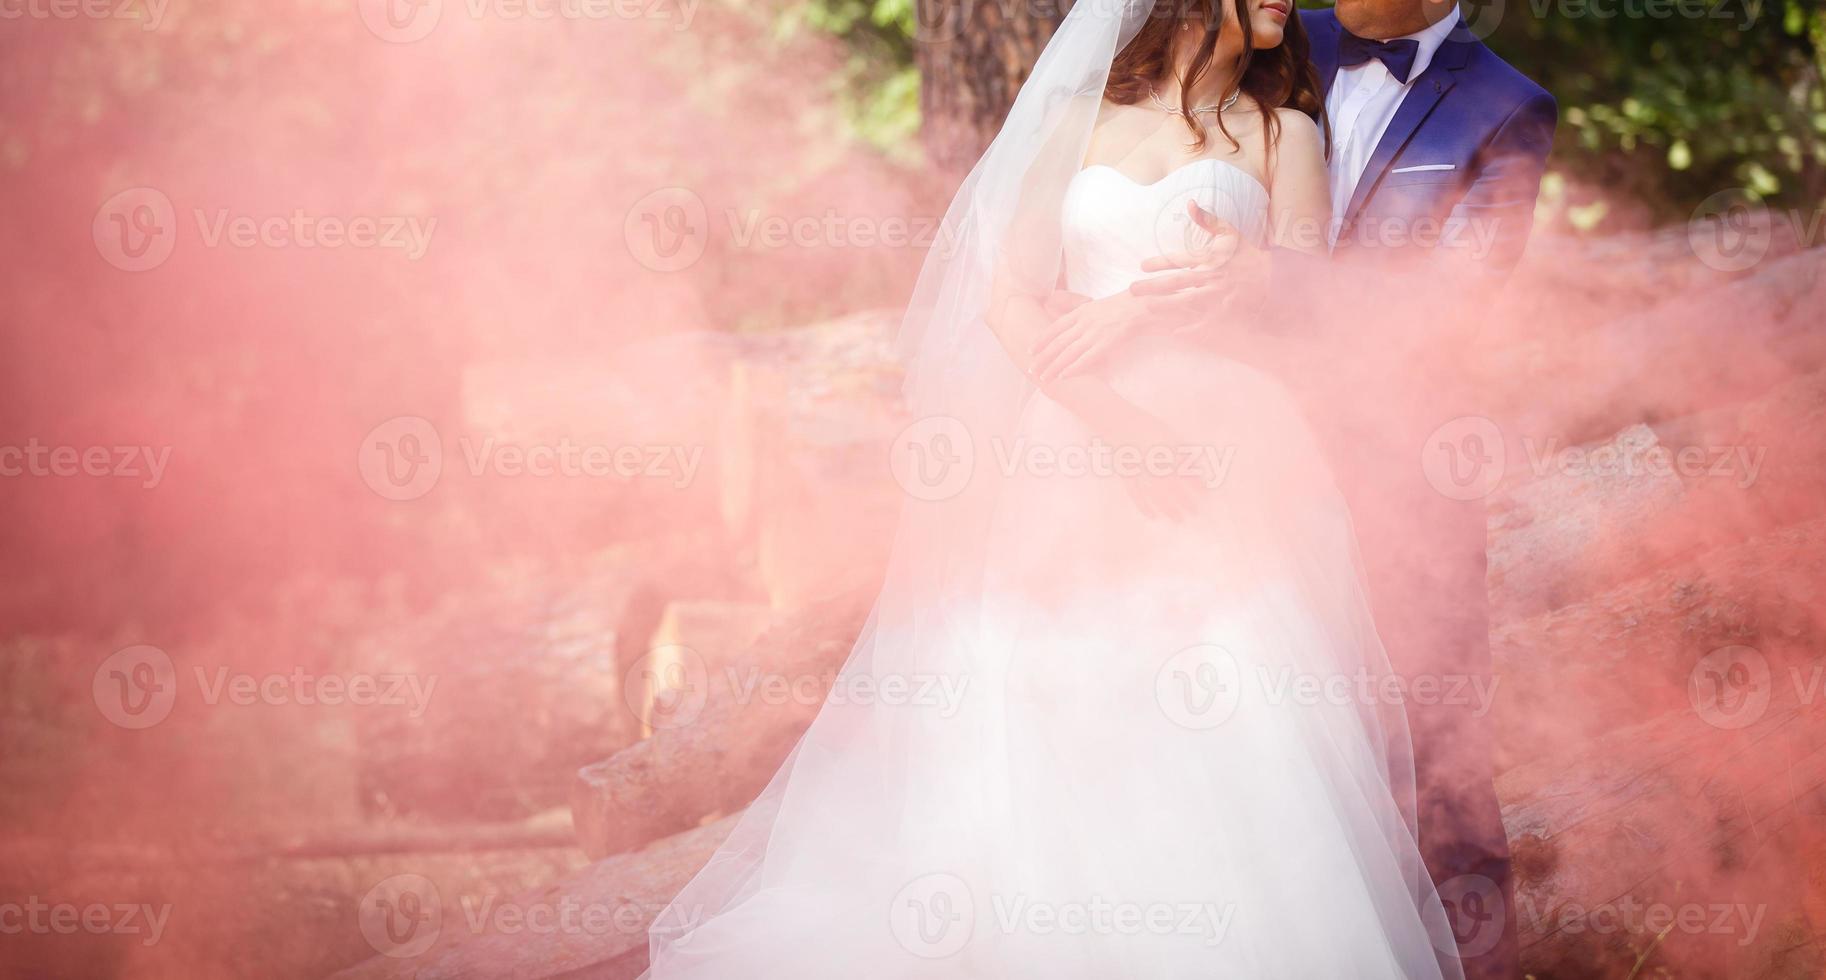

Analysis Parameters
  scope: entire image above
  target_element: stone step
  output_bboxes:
[1485,247,1825,454]
[571,592,869,861]
[1498,684,1826,979]
[0,839,586,980]
[713,310,904,608]
[351,539,745,823]
[1491,517,1826,771]
[1488,367,1826,624]
[631,599,773,738]
[330,815,737,980]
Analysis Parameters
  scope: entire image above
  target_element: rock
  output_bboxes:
[572,593,868,860]
[1487,247,1826,450]
[633,600,773,738]
[353,541,743,823]
[1491,517,1826,767]
[330,815,738,980]
[715,310,905,607]
[1500,684,1826,979]
[1489,367,1826,624]
[1649,368,1826,551]
[1488,424,1689,622]
[458,333,738,547]
[0,838,587,980]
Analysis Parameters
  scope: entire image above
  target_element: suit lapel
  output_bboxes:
[1312,14,1342,102]
[1343,26,1474,224]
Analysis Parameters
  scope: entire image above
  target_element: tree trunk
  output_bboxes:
[915,0,1072,172]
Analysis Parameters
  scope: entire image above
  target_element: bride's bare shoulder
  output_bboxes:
[1271,108,1324,148]
[1267,108,1325,168]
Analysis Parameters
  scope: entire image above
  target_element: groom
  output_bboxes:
[1295,5,1553,980]
[1289,5,1553,979]
[1045,1,1555,976]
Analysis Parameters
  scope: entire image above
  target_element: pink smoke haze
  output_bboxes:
[2,1,1823,978]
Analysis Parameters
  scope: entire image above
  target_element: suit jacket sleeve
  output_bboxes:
[1448,91,1557,274]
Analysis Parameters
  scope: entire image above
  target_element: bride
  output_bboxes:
[643,0,1463,976]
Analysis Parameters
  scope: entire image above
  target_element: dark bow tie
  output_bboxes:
[1338,31,1421,83]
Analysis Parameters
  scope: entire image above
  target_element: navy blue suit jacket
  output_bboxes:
[1301,8,1557,272]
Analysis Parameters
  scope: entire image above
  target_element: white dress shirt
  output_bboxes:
[1324,13,1461,243]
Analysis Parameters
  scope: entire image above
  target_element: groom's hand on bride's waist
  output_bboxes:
[1128,200,1267,334]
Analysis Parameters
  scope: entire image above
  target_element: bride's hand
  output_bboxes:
[1029,290,1153,384]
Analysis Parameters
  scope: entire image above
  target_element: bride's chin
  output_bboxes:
[1250,23,1286,47]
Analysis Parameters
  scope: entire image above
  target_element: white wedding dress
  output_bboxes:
[640,158,1462,979]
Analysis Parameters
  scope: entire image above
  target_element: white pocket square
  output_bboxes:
[1390,163,1456,173]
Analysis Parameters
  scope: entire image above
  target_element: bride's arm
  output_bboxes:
[1265,108,1332,256]
[986,275,1167,440]
[978,97,1181,443]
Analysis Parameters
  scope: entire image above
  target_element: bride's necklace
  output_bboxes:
[1148,86,1241,116]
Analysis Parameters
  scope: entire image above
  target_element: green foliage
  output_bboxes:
[1479,0,1826,218]
[770,0,924,158]
[795,0,1826,221]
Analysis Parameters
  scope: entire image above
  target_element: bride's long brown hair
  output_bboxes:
[1106,0,1330,157]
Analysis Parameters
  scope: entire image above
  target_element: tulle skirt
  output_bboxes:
[642,337,1462,979]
